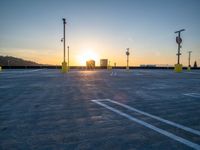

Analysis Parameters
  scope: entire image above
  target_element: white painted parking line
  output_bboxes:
[92,100,200,150]
[185,72,200,75]
[184,93,200,98]
[143,84,170,90]
[0,69,45,74]
[97,99,200,136]
[18,69,45,73]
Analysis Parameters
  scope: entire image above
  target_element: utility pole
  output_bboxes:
[175,29,185,64]
[187,51,192,71]
[67,46,69,70]
[126,48,130,70]
[61,18,68,73]
[188,51,192,67]
[63,18,66,62]
[174,29,185,72]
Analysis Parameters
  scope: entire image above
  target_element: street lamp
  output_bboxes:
[174,29,185,72]
[126,48,130,70]
[188,51,192,71]
[67,46,69,71]
[61,18,68,73]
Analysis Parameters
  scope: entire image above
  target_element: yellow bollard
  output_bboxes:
[0,66,2,72]
[174,64,182,72]
[107,66,112,71]
[61,62,68,73]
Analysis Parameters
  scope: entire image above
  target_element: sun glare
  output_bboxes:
[78,50,99,66]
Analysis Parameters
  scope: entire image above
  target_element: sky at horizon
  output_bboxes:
[0,0,200,66]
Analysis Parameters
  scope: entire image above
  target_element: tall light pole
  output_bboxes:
[174,29,185,72]
[67,46,69,70]
[188,51,192,67]
[61,18,68,73]
[126,48,130,70]
[63,18,66,62]
[188,51,192,71]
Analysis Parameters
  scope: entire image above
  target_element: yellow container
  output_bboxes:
[61,62,68,73]
[174,64,182,73]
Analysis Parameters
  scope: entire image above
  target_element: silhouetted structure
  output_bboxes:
[86,60,95,69]
[194,61,197,68]
[100,59,108,67]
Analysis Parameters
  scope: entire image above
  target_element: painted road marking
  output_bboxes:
[143,84,170,90]
[92,99,200,150]
[0,69,45,74]
[184,93,200,98]
[185,72,200,75]
[95,99,200,136]
[110,71,117,76]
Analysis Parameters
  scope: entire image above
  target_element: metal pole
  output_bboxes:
[177,32,180,64]
[62,18,66,62]
[127,55,129,68]
[175,29,185,65]
[67,46,69,68]
[126,48,130,69]
[188,51,192,67]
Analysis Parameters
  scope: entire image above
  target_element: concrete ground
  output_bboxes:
[0,69,200,150]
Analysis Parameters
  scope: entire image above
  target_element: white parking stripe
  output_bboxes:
[103,99,200,136]
[184,93,200,98]
[184,72,200,75]
[92,100,200,150]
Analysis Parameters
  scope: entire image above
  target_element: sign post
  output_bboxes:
[126,48,130,70]
[174,29,185,72]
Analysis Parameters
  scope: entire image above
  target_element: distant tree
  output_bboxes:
[194,61,197,68]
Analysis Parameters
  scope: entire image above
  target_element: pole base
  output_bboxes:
[126,66,129,70]
[107,66,112,70]
[61,62,68,73]
[174,64,182,73]
[187,67,191,71]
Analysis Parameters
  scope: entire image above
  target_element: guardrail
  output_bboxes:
[1,66,200,70]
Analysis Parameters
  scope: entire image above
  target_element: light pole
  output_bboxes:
[67,46,69,70]
[126,48,130,70]
[188,51,192,71]
[63,18,66,62]
[61,18,68,73]
[174,29,185,72]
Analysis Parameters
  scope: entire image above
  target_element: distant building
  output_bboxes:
[86,60,95,69]
[100,59,108,67]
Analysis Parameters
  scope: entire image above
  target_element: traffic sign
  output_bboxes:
[176,36,182,44]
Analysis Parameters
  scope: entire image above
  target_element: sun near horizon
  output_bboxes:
[76,49,99,66]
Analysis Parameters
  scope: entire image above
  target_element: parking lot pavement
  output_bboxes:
[0,69,200,149]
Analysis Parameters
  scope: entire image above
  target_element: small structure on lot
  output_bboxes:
[100,59,108,68]
[86,60,95,69]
